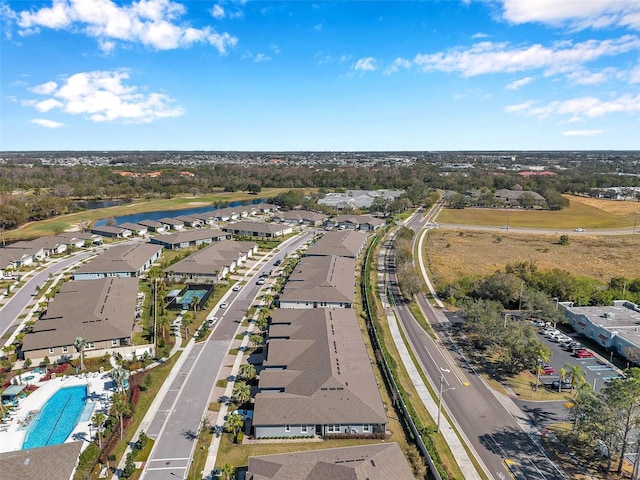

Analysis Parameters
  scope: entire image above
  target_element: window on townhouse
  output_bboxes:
[87,342,95,349]
[363,424,370,432]
[62,345,68,353]
[48,347,54,354]
[284,425,291,432]
[111,339,118,346]
[301,425,308,433]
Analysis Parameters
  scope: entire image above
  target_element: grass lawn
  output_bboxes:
[4,188,316,242]
[436,194,639,229]
[424,229,640,285]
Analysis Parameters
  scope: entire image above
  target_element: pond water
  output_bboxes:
[94,198,265,226]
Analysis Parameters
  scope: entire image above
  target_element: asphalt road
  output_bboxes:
[436,223,638,236]
[385,208,570,480]
[141,232,312,480]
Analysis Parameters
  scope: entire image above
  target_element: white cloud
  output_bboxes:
[505,76,533,90]
[630,65,640,83]
[270,44,280,54]
[499,0,640,31]
[384,57,411,75]
[13,0,237,53]
[315,52,352,65]
[314,24,322,31]
[354,57,377,71]
[211,5,225,19]
[563,129,604,136]
[254,53,271,62]
[504,100,537,112]
[471,32,489,39]
[31,118,64,128]
[506,93,640,120]
[30,80,58,95]
[412,36,640,78]
[22,69,184,123]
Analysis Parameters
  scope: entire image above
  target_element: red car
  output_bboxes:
[542,365,555,375]
[575,349,594,358]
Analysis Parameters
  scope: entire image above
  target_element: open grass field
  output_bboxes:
[424,229,640,286]
[436,195,640,229]
[4,188,315,242]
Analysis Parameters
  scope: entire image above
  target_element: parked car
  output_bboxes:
[532,320,548,328]
[542,365,556,375]
[575,349,594,358]
[232,409,254,420]
[219,302,228,309]
[551,380,573,390]
[551,334,570,343]
[274,259,282,266]
[207,317,218,326]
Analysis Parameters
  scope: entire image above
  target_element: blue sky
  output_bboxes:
[2,0,640,151]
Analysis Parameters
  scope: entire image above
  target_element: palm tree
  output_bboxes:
[157,315,169,341]
[111,393,132,440]
[181,312,193,339]
[74,337,87,371]
[92,411,106,449]
[224,413,244,444]
[249,333,263,350]
[238,364,256,382]
[533,364,544,391]
[564,363,586,392]
[232,381,251,405]
[220,462,235,480]
[558,367,567,393]
[109,366,129,394]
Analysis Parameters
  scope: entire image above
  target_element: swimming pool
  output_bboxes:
[22,385,88,449]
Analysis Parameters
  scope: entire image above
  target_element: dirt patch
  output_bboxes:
[187,201,210,206]
[425,230,640,285]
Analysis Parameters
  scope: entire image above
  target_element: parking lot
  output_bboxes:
[536,325,624,391]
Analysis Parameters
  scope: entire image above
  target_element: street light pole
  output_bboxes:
[436,368,452,433]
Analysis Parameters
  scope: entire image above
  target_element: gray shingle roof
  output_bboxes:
[21,277,138,352]
[74,243,162,275]
[0,441,84,480]
[165,240,256,275]
[254,309,386,427]
[305,231,369,258]
[246,442,414,480]
[151,228,228,246]
[279,256,355,305]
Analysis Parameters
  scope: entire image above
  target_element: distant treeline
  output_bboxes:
[0,160,639,230]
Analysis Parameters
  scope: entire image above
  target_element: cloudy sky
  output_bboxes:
[2,0,640,151]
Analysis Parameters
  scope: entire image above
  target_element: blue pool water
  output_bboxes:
[22,386,88,449]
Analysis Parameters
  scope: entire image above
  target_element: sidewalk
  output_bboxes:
[113,233,306,479]
[378,233,482,480]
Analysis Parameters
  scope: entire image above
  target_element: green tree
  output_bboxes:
[564,363,586,392]
[232,381,251,405]
[112,393,132,440]
[238,364,256,382]
[249,333,263,350]
[74,337,87,371]
[559,234,570,246]
[600,368,640,473]
[220,462,236,480]
[181,312,193,339]
[224,413,245,444]
[92,411,106,449]
[109,366,129,394]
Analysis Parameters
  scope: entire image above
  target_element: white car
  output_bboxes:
[574,227,585,232]
[219,302,228,309]
[207,317,218,326]
[232,285,241,291]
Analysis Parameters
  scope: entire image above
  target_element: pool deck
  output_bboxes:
[0,372,114,453]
